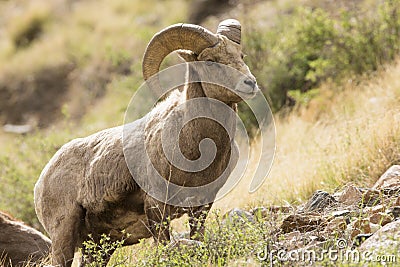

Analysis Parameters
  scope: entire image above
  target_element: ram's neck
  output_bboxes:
[183,65,237,110]
[181,86,236,147]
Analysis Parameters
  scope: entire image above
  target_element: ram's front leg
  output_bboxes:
[144,196,171,244]
[189,204,211,241]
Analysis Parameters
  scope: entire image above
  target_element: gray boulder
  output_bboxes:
[373,165,400,190]
[303,190,337,212]
[359,220,400,255]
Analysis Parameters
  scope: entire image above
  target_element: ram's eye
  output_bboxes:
[205,60,214,66]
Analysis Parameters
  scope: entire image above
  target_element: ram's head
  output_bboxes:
[142,19,259,103]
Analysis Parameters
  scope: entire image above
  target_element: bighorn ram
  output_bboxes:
[34,19,259,266]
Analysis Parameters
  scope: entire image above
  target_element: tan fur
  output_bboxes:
[0,211,51,267]
[34,32,258,267]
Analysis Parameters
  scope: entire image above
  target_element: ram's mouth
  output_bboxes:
[236,86,259,99]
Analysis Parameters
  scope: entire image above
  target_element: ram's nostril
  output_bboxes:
[244,79,255,89]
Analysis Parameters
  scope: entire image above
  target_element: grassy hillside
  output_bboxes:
[0,0,187,127]
[0,0,399,265]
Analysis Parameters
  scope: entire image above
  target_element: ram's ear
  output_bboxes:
[177,50,198,62]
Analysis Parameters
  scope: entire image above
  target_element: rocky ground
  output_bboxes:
[219,165,400,265]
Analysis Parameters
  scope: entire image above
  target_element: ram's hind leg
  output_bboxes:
[189,204,211,241]
[144,197,171,244]
[50,205,84,267]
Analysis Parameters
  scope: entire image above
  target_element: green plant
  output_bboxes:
[243,0,400,114]
[82,233,127,266]
[243,7,337,112]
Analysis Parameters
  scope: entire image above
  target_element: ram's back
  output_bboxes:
[34,126,138,226]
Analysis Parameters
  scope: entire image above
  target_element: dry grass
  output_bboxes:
[214,60,400,212]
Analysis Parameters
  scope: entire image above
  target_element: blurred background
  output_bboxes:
[0,0,399,235]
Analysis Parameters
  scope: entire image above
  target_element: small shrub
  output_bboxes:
[244,7,337,112]
[243,0,400,114]
[82,233,127,266]
[9,7,50,48]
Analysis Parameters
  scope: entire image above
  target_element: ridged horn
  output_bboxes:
[142,23,219,82]
[217,19,241,45]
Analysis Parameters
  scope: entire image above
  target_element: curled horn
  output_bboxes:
[142,23,219,82]
[216,19,241,45]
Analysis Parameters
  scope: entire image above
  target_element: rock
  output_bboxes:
[171,231,190,240]
[395,196,400,206]
[392,197,400,206]
[250,205,291,218]
[223,208,254,225]
[308,235,320,243]
[286,241,329,260]
[369,204,385,214]
[338,184,362,205]
[282,231,302,250]
[284,230,302,241]
[350,228,361,239]
[361,189,381,206]
[352,218,371,231]
[350,218,371,239]
[369,212,393,226]
[373,165,400,190]
[369,222,381,234]
[381,196,395,207]
[383,185,400,196]
[280,231,326,251]
[303,190,337,212]
[353,233,373,247]
[0,211,51,267]
[359,220,400,254]
[169,238,203,249]
[387,206,400,220]
[304,235,326,248]
[2,124,33,134]
[331,209,351,217]
[325,217,347,232]
[281,214,327,233]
